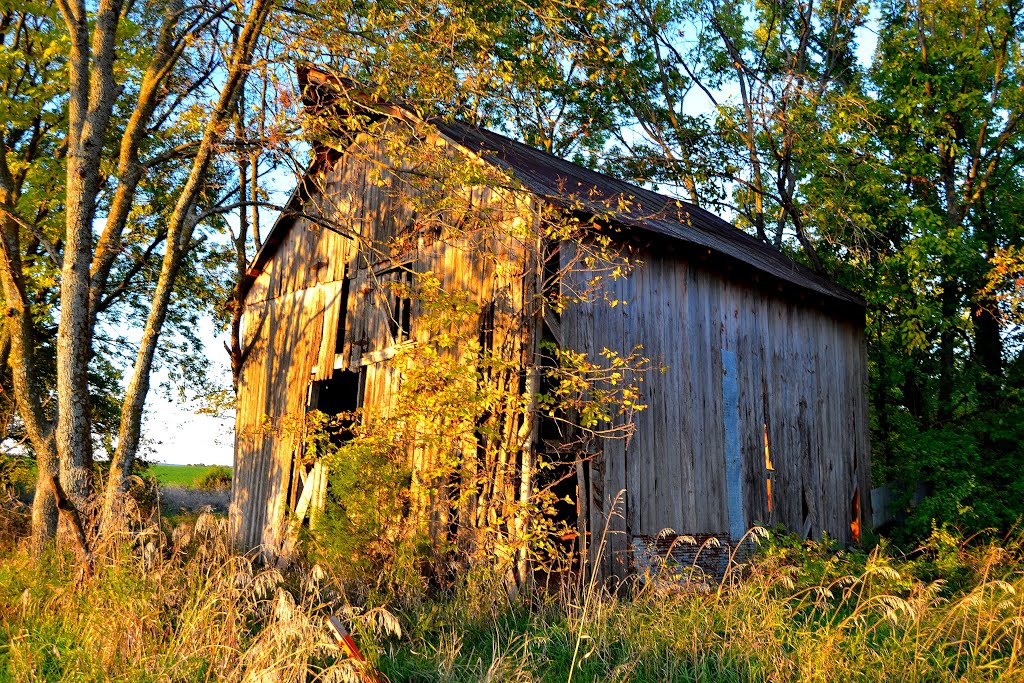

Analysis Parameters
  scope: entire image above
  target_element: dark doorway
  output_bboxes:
[313,369,363,446]
[535,326,585,585]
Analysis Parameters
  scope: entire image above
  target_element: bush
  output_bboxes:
[197,465,232,491]
[304,410,422,602]
[0,454,31,496]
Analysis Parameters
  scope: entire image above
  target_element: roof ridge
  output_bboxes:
[247,66,863,309]
[431,120,863,307]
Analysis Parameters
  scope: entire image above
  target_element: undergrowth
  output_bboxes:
[2,500,1024,682]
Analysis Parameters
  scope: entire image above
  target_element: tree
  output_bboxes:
[0,1,67,550]
[0,0,274,552]
[573,0,869,263]
[845,0,1024,535]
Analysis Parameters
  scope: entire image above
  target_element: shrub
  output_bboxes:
[0,454,31,496]
[197,465,232,491]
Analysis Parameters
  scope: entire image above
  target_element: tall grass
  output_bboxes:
[377,531,1024,682]
[0,501,388,682]
[2,498,1024,682]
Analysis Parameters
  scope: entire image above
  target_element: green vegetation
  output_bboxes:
[196,466,233,491]
[2,507,1023,682]
[144,465,231,490]
[0,456,33,495]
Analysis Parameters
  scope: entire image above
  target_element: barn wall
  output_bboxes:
[231,285,345,551]
[231,124,541,553]
[562,242,871,579]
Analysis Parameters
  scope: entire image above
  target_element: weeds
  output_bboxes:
[2,500,1024,682]
[197,466,233,491]
[0,502,394,683]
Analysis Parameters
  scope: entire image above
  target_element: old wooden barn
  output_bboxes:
[229,67,871,580]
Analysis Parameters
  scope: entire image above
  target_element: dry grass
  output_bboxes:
[2,499,1024,682]
[0,500,396,683]
[0,493,30,546]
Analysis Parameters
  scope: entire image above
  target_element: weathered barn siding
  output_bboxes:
[562,242,870,579]
[232,286,339,551]
[231,192,354,551]
[231,125,542,553]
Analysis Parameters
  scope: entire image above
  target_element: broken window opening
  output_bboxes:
[386,268,414,342]
[291,369,364,526]
[315,368,364,445]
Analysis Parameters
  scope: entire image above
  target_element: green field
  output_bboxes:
[145,464,228,488]
[2,461,231,492]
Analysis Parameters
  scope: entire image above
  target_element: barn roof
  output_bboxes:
[430,121,863,307]
[247,68,864,308]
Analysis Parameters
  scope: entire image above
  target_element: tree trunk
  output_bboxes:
[0,199,59,552]
[56,0,125,510]
[55,218,96,511]
[30,449,58,555]
[101,0,273,526]
[229,96,252,391]
[936,276,957,423]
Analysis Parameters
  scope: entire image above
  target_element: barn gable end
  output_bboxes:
[232,119,546,555]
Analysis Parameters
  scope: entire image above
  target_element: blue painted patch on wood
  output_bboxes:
[721,349,746,540]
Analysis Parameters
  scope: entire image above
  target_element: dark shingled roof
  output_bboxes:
[432,120,863,307]
[249,66,863,308]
